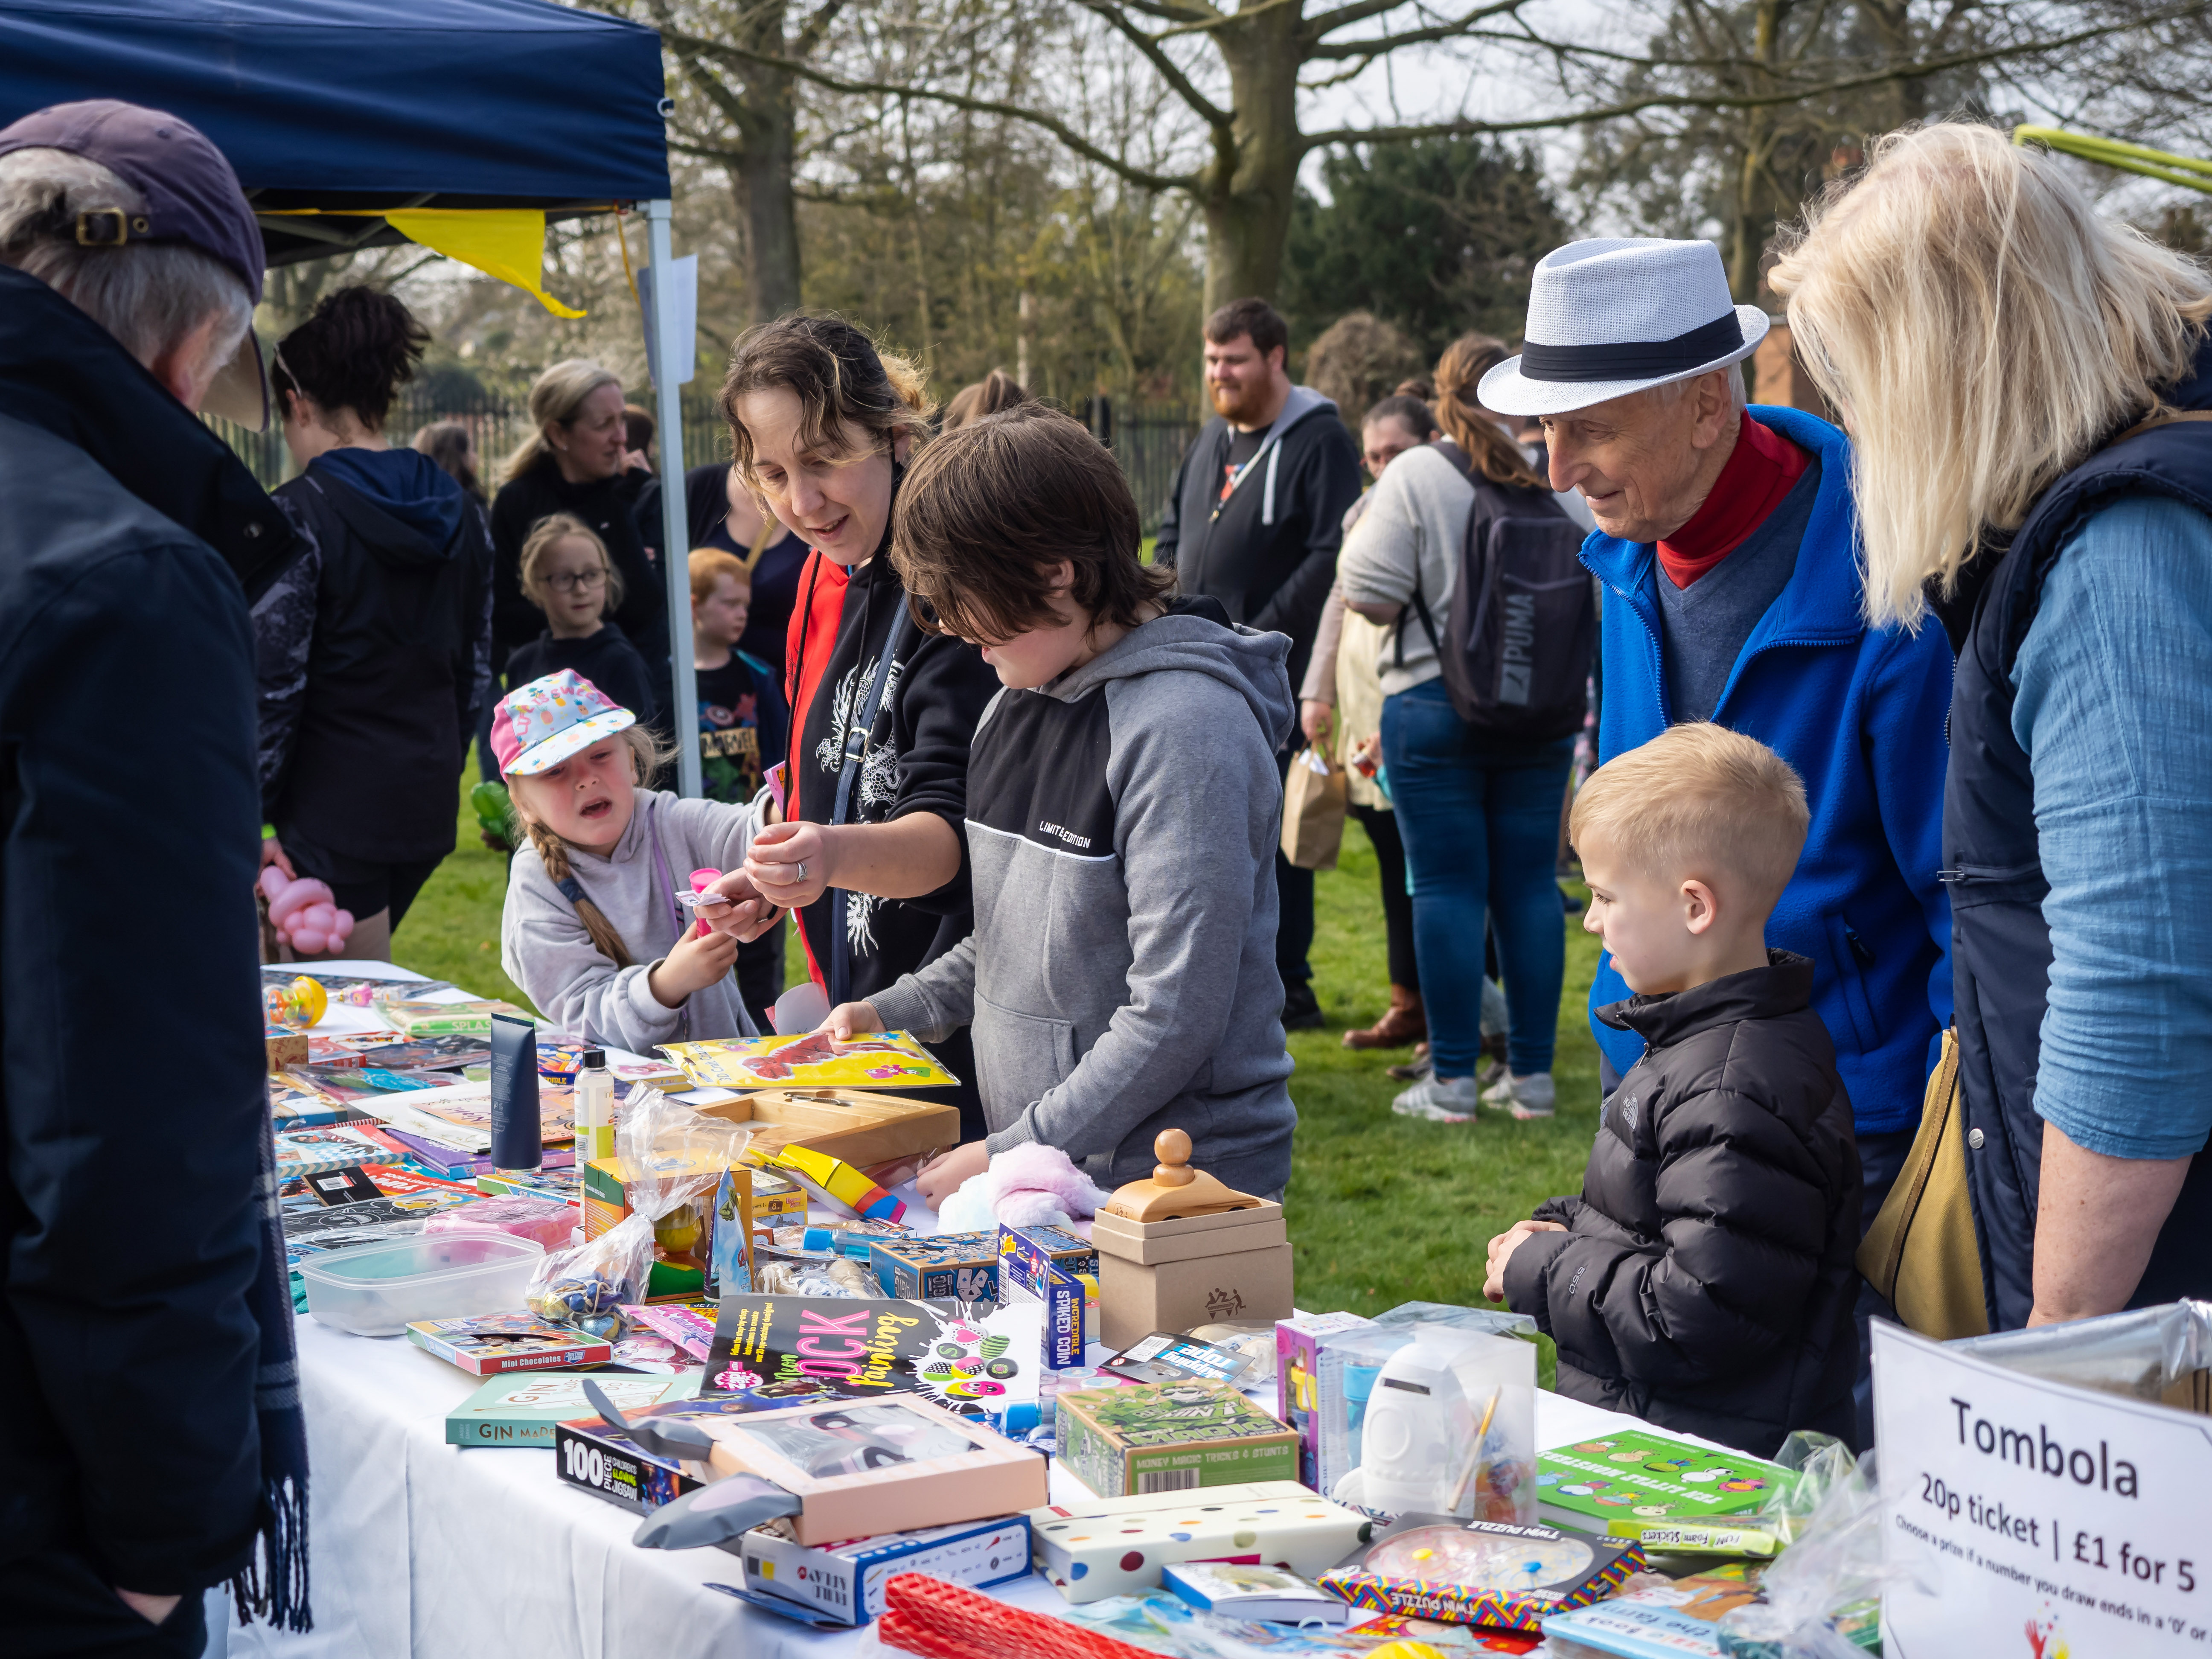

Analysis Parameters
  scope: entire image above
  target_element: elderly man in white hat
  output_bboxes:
[1482,238,1954,1322]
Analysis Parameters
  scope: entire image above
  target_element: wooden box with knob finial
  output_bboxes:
[1089,1129,1293,1350]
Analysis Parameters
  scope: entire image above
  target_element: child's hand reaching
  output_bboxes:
[646,923,739,1009]
[917,1140,990,1209]
[818,999,883,1040]
[699,867,786,942]
[1482,1218,1567,1302]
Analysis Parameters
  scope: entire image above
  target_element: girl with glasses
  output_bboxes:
[503,513,660,733]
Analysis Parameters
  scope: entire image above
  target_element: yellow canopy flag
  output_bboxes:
[383,208,587,317]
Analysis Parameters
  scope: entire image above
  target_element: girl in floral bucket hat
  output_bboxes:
[493,669,777,1048]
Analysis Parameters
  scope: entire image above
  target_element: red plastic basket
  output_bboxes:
[877,1574,1156,1659]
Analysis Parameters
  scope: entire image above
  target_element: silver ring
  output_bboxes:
[795,860,808,882]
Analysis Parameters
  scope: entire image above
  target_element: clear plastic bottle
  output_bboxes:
[576,1048,615,1164]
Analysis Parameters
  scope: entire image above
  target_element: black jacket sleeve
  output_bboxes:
[1248,418,1362,649]
[457,498,495,750]
[889,630,999,916]
[4,539,268,1591]
[487,480,545,663]
[1153,439,1192,569]
[1504,1084,1838,1389]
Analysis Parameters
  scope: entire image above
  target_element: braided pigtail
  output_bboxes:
[522,817,636,968]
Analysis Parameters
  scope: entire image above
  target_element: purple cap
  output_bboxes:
[0,100,269,429]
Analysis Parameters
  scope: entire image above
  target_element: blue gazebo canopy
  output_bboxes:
[0,0,672,265]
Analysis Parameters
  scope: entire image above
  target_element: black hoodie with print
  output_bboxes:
[784,546,1000,1012]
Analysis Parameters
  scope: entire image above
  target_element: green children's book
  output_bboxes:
[445,1370,701,1447]
[1534,1431,1793,1556]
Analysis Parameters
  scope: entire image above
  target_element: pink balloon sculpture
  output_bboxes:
[260,866,355,956]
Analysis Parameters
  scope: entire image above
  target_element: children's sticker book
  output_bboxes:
[1534,1432,1790,1537]
[407,1312,612,1375]
[660,1030,960,1091]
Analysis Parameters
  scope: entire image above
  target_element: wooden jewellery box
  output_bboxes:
[1090,1131,1293,1349]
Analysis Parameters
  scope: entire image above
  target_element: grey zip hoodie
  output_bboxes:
[868,600,1299,1197]
[501,789,764,1051]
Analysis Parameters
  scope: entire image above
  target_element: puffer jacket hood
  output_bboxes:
[1503,951,1863,1458]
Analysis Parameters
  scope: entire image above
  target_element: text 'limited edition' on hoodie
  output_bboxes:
[868,599,1300,1198]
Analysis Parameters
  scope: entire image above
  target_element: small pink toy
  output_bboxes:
[936,1141,1114,1232]
[259,866,356,957]
[686,868,726,937]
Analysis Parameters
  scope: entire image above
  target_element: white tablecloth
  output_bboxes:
[222,1315,1667,1659]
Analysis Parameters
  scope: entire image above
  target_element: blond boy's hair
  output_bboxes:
[518,512,624,612]
[1570,723,1809,906]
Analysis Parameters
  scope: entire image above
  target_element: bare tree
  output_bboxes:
[658,0,2203,307]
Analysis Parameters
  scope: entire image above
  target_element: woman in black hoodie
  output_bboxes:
[707,315,999,1139]
[258,288,492,957]
[489,360,669,692]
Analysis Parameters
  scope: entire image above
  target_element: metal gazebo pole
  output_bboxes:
[644,198,701,797]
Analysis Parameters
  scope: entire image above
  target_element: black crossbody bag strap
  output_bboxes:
[827,605,914,1006]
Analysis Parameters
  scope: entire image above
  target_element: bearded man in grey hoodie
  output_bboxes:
[1155,298,1363,1030]
[821,405,1299,1207]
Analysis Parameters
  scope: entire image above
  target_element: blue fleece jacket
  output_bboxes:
[1581,405,1953,1135]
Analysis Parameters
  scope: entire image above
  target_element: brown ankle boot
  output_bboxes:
[1343,986,1426,1049]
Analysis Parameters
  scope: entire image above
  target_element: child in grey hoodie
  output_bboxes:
[822,407,1299,1205]
[494,669,769,1052]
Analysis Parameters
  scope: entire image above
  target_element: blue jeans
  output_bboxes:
[1381,679,1572,1078]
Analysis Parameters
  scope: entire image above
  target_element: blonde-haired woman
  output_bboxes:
[489,358,667,699]
[1772,120,2212,1331]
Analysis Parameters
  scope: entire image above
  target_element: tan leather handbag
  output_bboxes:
[1857,1026,1991,1339]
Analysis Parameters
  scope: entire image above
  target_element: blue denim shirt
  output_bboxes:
[2014,493,2212,1159]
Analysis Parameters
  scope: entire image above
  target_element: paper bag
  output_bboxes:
[1281,746,1348,870]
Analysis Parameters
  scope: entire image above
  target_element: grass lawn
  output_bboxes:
[392,769,1601,1319]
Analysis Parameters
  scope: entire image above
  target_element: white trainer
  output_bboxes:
[1390,1073,1483,1122]
[1482,1071,1556,1118]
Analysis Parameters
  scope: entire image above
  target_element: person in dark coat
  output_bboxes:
[1154,298,1362,1030]
[1490,723,1861,1456]
[634,459,807,684]
[0,101,311,1653]
[259,286,492,958]
[490,360,668,695]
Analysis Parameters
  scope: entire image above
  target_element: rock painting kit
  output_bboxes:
[268,963,1944,1650]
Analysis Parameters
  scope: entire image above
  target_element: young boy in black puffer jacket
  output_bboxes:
[1484,722,1861,1456]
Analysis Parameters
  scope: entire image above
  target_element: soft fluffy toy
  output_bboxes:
[937,1141,1114,1232]
[260,866,356,957]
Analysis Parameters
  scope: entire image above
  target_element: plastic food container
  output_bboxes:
[298,1229,545,1336]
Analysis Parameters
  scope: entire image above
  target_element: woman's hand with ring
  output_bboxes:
[741,821,835,911]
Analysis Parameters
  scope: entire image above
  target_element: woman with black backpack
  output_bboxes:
[1338,334,1588,1123]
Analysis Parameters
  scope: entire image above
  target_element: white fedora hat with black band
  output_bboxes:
[1479,237,1769,418]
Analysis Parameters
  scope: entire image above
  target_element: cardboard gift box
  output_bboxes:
[1089,1202,1292,1351]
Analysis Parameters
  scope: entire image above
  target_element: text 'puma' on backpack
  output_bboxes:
[1404,444,1596,741]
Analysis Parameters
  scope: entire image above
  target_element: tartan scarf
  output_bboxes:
[230,1109,312,1632]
